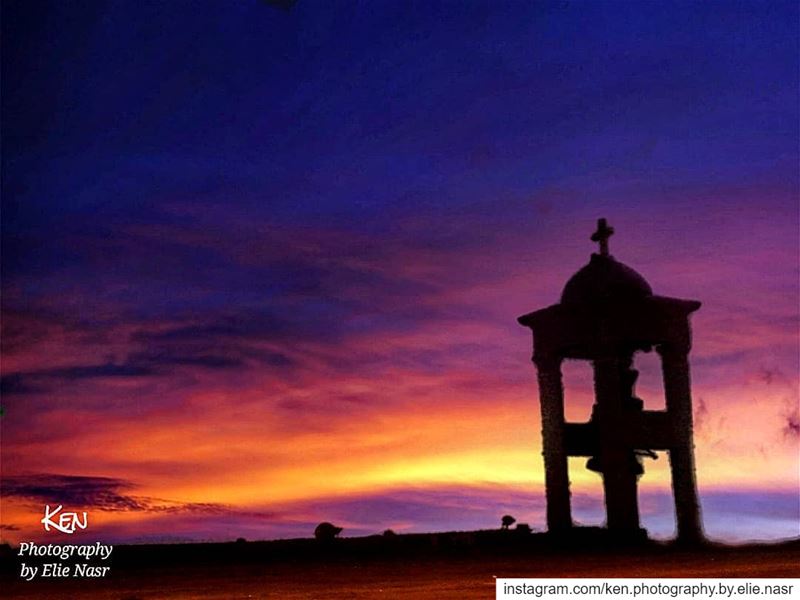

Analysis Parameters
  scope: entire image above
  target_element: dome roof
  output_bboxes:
[561,253,652,306]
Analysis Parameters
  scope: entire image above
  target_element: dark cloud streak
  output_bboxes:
[2,473,232,515]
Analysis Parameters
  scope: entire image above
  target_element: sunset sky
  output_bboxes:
[1,1,798,545]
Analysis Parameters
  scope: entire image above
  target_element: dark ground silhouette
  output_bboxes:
[2,532,798,599]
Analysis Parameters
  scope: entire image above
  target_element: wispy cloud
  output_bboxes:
[2,473,234,515]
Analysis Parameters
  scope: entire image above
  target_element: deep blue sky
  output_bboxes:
[4,1,796,300]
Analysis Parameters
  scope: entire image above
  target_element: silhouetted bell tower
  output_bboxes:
[518,219,704,543]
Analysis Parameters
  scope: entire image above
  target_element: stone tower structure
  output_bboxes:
[518,219,703,543]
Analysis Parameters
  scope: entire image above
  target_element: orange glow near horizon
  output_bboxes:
[3,358,797,544]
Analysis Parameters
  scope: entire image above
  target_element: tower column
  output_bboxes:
[659,345,703,543]
[534,355,572,532]
[593,356,641,535]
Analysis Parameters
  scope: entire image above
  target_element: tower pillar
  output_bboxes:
[534,355,572,532]
[593,356,641,534]
[659,345,703,543]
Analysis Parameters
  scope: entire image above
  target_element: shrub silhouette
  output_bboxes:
[314,522,343,541]
[383,529,397,537]
[501,515,516,530]
[515,523,532,534]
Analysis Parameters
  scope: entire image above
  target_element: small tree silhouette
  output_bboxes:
[314,522,343,541]
[501,515,516,530]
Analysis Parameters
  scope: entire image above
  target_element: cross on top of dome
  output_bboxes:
[590,218,614,256]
